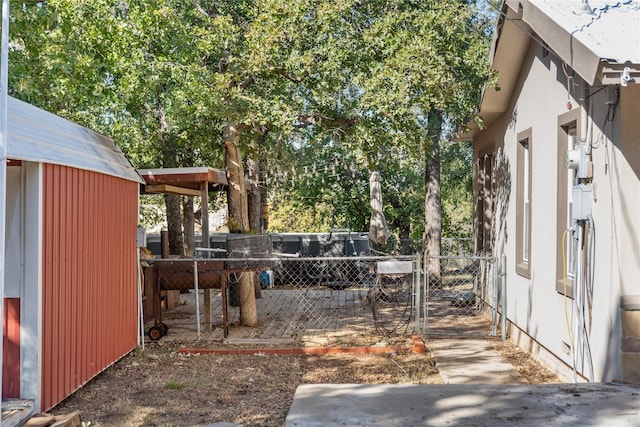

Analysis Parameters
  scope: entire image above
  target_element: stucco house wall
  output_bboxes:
[469,1,640,382]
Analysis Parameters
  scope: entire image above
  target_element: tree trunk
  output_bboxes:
[224,124,250,232]
[165,194,183,256]
[182,196,195,257]
[156,87,184,257]
[223,122,258,326]
[399,224,413,255]
[247,159,262,233]
[261,179,269,231]
[424,111,443,287]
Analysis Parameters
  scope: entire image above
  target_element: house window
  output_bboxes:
[516,128,532,278]
[556,110,580,297]
[476,153,493,255]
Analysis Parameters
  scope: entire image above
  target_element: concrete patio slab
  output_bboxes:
[285,382,640,426]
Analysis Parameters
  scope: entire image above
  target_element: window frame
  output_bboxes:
[475,152,494,255]
[556,110,581,297]
[516,128,532,278]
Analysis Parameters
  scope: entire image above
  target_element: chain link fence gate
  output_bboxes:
[422,255,501,338]
[143,253,421,345]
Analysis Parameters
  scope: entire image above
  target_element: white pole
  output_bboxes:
[0,0,11,412]
[413,253,421,334]
[137,250,144,351]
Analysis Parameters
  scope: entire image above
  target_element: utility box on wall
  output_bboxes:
[137,226,146,248]
[571,184,592,221]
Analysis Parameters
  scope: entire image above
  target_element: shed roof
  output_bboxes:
[7,96,142,183]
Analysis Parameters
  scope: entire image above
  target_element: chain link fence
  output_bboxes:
[422,255,500,337]
[143,254,420,345]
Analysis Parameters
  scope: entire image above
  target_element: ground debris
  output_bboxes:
[50,338,557,426]
[23,410,81,427]
[51,339,440,426]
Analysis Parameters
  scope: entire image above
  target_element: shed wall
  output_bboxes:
[41,164,138,410]
[2,298,20,398]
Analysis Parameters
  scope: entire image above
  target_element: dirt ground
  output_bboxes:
[50,336,559,427]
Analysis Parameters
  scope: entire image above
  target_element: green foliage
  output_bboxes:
[265,136,370,232]
[164,380,187,390]
[10,0,224,169]
[268,202,334,233]
[139,194,167,231]
[265,135,426,237]
[440,141,474,237]
[267,139,474,239]
[7,0,492,239]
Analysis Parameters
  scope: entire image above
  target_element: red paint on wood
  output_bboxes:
[2,298,21,397]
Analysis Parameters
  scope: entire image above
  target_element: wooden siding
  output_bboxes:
[41,164,138,410]
[2,298,21,398]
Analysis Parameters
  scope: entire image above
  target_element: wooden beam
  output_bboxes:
[144,184,201,197]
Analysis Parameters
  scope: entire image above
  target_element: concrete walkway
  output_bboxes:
[285,339,640,426]
[427,339,528,384]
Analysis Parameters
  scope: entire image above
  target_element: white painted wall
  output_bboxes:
[475,39,640,381]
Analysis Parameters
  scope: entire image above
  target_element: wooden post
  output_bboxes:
[221,272,229,338]
[160,230,169,258]
[201,181,212,332]
[143,265,156,324]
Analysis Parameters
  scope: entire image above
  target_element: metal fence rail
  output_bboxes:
[143,254,420,345]
[422,255,500,338]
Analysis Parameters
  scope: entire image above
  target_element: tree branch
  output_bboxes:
[238,75,255,89]
[278,68,308,84]
[296,114,361,129]
[192,0,215,18]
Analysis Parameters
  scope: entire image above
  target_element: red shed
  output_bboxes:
[1,97,142,411]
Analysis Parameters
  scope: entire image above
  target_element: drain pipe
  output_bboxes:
[501,254,507,341]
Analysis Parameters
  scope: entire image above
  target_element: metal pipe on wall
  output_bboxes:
[501,254,507,341]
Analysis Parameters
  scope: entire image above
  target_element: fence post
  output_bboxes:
[422,252,428,333]
[491,258,498,336]
[501,254,507,341]
[193,256,201,341]
[414,253,421,333]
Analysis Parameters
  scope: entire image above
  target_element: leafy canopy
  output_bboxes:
[7,0,493,235]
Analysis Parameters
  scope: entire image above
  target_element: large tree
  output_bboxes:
[11,0,225,253]
[8,0,493,324]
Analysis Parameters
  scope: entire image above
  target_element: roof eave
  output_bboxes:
[521,2,599,85]
[459,2,529,140]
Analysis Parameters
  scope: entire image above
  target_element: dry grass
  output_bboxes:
[491,339,560,384]
[51,340,441,427]
[50,336,559,427]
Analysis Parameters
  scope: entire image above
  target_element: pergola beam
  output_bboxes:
[144,184,201,197]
